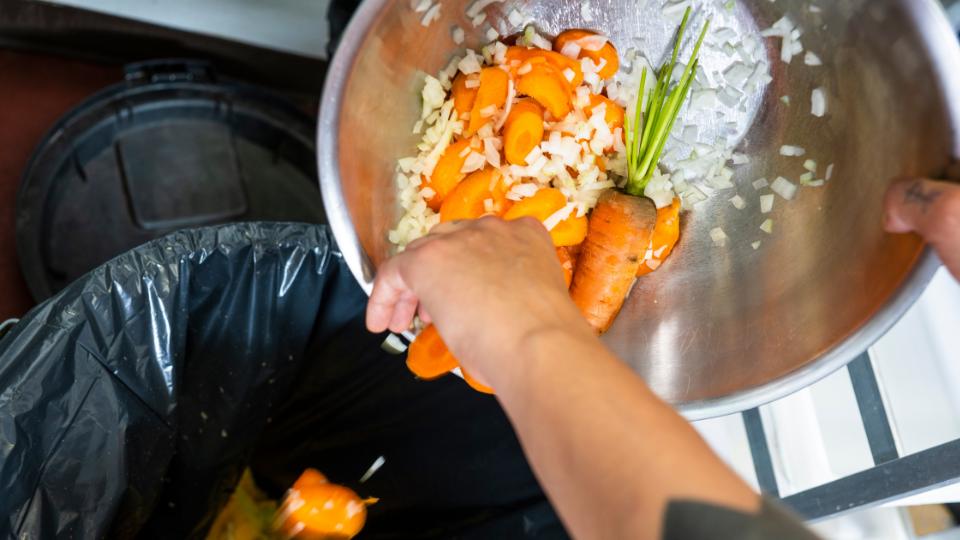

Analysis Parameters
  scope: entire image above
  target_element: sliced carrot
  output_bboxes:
[554,29,620,79]
[516,64,572,120]
[556,247,575,288]
[570,191,657,334]
[586,94,625,136]
[503,187,566,222]
[406,324,458,379]
[505,46,583,86]
[440,168,507,222]
[461,367,495,395]
[451,72,478,118]
[425,139,477,211]
[467,67,510,135]
[503,99,545,166]
[551,214,588,247]
[636,198,682,277]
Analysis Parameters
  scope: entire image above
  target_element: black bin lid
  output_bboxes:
[16,59,324,301]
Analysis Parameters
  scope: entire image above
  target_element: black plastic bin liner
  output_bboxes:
[0,223,566,539]
[0,223,359,538]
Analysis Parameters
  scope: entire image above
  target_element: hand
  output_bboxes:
[366,217,592,386]
[884,178,960,280]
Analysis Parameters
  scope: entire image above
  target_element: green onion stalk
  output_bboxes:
[624,7,710,197]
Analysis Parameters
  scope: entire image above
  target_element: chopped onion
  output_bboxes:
[421,187,436,199]
[464,77,480,89]
[803,159,817,172]
[780,95,791,105]
[471,12,487,27]
[483,198,495,214]
[461,151,486,173]
[561,42,582,59]
[710,227,729,247]
[804,51,823,66]
[507,8,524,27]
[421,2,441,26]
[731,153,750,165]
[771,177,797,200]
[825,163,835,180]
[466,0,504,18]
[730,195,746,210]
[486,28,500,42]
[811,87,828,117]
[760,219,774,234]
[753,178,769,190]
[760,194,775,213]
[458,51,482,74]
[799,172,814,184]
[452,26,465,45]
[752,241,762,250]
[580,1,594,22]
[779,145,806,157]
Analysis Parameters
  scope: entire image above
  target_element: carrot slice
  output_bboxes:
[556,246,575,288]
[461,367,495,395]
[505,47,584,86]
[451,73,479,118]
[503,187,566,222]
[406,324,458,379]
[554,29,620,79]
[503,99,545,166]
[636,198,682,277]
[551,214,589,247]
[516,64,572,120]
[440,168,507,222]
[570,191,657,334]
[425,139,477,211]
[586,94,625,136]
[467,67,510,135]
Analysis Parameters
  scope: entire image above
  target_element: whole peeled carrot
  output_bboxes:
[570,191,657,334]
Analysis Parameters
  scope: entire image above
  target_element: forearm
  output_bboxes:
[492,327,758,540]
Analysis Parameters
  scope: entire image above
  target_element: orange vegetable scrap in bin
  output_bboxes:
[406,324,458,379]
[275,469,377,540]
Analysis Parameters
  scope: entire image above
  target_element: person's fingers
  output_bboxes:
[388,291,419,333]
[884,178,959,238]
[417,304,433,325]
[366,258,411,333]
[884,177,960,280]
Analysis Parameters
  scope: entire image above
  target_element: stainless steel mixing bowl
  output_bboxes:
[319,0,960,419]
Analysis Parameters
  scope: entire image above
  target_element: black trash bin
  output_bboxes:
[0,223,565,539]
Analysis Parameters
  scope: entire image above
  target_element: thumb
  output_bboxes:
[884,178,960,280]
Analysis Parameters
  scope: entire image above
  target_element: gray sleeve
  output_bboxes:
[663,498,821,540]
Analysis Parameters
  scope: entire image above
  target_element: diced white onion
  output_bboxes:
[760,219,774,234]
[421,2,441,26]
[452,26,465,45]
[825,163,835,180]
[803,159,817,172]
[771,177,797,200]
[710,227,729,246]
[730,195,746,210]
[752,241,762,250]
[486,28,500,42]
[753,178,769,190]
[811,87,828,117]
[507,9,524,27]
[760,194,775,213]
[466,0,504,18]
[561,42,582,59]
[779,145,806,157]
[464,77,480,89]
[580,1,594,22]
[804,51,822,66]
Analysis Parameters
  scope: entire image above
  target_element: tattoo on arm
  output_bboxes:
[905,180,943,214]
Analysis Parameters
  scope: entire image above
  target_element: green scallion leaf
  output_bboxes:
[625,7,710,197]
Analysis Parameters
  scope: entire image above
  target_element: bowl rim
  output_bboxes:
[319,0,958,420]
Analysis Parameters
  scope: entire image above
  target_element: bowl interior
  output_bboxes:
[324,0,958,417]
